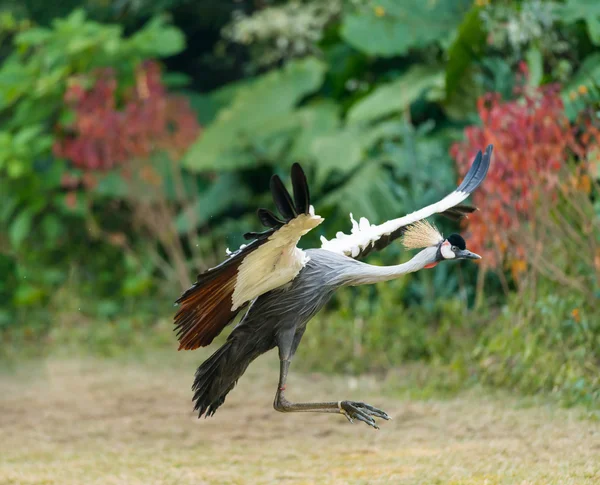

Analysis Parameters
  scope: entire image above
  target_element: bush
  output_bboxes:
[0,10,190,333]
[474,277,600,408]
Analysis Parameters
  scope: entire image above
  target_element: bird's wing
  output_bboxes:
[320,145,493,260]
[174,163,323,350]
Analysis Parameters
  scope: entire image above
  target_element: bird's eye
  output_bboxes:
[451,245,458,252]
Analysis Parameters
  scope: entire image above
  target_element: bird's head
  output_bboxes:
[438,233,481,261]
[401,221,481,267]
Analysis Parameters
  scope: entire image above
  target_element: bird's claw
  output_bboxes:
[339,401,390,429]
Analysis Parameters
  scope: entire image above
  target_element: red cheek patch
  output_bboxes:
[424,262,438,269]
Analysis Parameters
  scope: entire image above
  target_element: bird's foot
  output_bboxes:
[338,401,390,429]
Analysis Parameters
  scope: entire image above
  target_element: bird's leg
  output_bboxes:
[273,359,390,429]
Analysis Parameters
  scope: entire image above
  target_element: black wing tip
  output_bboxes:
[458,144,493,194]
[257,207,285,229]
[457,150,482,192]
[270,173,297,221]
[290,163,310,214]
[249,163,312,243]
[243,229,274,241]
[269,173,283,193]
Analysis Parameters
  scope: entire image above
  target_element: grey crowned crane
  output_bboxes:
[174,145,493,429]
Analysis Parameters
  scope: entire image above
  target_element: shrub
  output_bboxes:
[0,10,190,333]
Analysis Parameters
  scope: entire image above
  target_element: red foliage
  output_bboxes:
[450,83,578,269]
[54,61,200,173]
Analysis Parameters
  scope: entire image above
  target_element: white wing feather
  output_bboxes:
[320,190,467,257]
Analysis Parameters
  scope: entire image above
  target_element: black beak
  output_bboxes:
[456,249,481,260]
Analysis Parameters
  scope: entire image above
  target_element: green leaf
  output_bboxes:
[559,0,600,22]
[15,27,52,47]
[122,274,153,297]
[94,171,129,198]
[311,128,363,182]
[183,57,326,172]
[347,66,444,125]
[559,0,600,44]
[587,17,600,45]
[341,0,472,57]
[9,209,33,248]
[361,120,404,148]
[289,102,340,161]
[129,16,186,57]
[162,72,192,88]
[14,284,45,307]
[13,125,44,150]
[526,46,544,87]
[445,7,487,98]
[7,159,26,178]
[41,214,63,243]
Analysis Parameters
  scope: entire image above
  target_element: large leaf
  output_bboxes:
[526,46,544,87]
[183,57,326,172]
[127,16,186,57]
[309,119,405,183]
[9,209,33,248]
[289,101,340,161]
[341,0,472,57]
[321,161,404,223]
[311,128,364,183]
[183,79,256,126]
[445,7,487,98]
[558,0,600,44]
[347,66,444,125]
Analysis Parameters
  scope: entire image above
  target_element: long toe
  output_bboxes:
[353,401,391,420]
[341,401,390,429]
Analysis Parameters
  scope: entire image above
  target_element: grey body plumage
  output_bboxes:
[178,146,493,429]
[192,250,349,417]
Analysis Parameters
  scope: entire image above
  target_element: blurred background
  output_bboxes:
[0,1,599,482]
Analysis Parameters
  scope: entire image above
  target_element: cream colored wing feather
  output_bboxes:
[174,164,322,350]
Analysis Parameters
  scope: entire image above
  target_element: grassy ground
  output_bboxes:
[1,349,599,485]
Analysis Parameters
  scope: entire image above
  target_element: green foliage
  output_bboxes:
[558,0,600,45]
[0,9,186,329]
[473,281,600,408]
[174,172,252,234]
[1,10,183,111]
[347,65,444,124]
[183,57,327,171]
[445,6,487,102]
[562,53,600,119]
[340,0,472,57]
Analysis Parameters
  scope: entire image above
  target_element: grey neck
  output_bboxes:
[341,246,439,286]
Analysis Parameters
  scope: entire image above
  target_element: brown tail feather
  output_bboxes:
[174,262,240,350]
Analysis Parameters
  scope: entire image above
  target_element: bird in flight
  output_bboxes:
[174,145,493,429]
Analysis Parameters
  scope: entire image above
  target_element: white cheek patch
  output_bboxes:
[441,241,455,259]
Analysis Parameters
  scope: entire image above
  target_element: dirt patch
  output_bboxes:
[0,351,599,484]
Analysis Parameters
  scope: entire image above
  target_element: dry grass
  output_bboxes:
[0,350,599,485]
